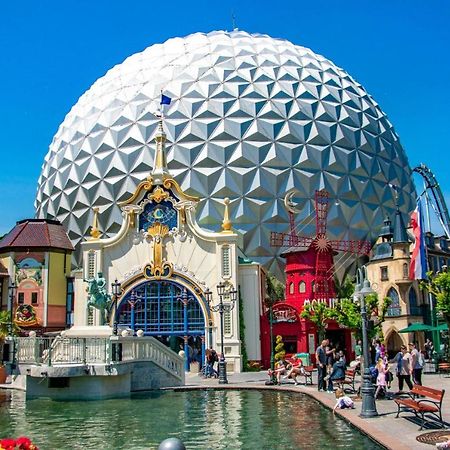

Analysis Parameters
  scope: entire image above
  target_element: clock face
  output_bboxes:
[139,201,178,230]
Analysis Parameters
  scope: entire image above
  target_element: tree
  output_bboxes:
[265,274,285,305]
[334,275,356,300]
[329,293,391,341]
[300,301,333,342]
[274,335,286,361]
[421,268,450,336]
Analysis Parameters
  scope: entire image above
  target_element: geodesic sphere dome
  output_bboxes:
[35,30,416,277]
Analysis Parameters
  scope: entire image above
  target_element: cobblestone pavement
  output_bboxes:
[183,369,450,450]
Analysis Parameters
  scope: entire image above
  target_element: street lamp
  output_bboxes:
[111,279,122,335]
[205,282,238,384]
[354,268,378,418]
[127,291,142,334]
[7,282,16,336]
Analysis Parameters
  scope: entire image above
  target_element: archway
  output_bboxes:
[385,330,404,358]
[115,279,207,372]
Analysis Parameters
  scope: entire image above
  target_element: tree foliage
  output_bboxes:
[420,269,450,326]
[329,293,391,340]
[300,301,333,342]
[265,274,285,307]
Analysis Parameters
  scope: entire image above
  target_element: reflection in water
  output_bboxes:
[0,390,381,449]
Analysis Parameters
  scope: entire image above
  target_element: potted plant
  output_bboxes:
[0,310,12,384]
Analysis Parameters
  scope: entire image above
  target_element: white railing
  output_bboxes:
[120,337,184,381]
[11,336,184,383]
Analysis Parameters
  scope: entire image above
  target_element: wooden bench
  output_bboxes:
[395,385,445,430]
[438,363,450,376]
[303,365,315,385]
[334,369,357,393]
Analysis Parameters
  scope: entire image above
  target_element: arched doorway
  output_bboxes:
[385,330,404,358]
[115,279,208,371]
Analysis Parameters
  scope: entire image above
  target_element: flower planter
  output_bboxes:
[0,365,7,384]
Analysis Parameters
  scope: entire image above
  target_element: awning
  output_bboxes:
[398,323,433,333]
[430,323,449,332]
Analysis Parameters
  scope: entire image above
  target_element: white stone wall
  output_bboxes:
[238,263,263,362]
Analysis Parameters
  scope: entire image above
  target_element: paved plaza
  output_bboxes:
[183,369,450,449]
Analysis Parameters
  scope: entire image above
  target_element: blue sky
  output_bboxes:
[1,0,449,235]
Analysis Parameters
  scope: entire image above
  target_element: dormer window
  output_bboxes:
[441,239,449,251]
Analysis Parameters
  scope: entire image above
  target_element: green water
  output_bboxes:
[0,389,381,449]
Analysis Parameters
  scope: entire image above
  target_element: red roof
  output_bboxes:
[0,219,74,252]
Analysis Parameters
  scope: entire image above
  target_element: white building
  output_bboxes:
[73,117,264,372]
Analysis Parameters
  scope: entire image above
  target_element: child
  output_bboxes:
[333,388,354,413]
[374,358,388,399]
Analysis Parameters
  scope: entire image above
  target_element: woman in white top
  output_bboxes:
[392,344,413,392]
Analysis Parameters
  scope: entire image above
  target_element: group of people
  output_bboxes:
[315,337,428,399]
[316,339,347,393]
[268,354,307,385]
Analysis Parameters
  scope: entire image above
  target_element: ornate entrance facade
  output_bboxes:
[117,280,208,371]
[74,116,245,373]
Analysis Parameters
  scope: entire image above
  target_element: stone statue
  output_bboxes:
[85,272,111,325]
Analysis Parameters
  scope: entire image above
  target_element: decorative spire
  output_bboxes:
[222,197,232,233]
[151,115,170,182]
[393,208,409,244]
[90,207,101,239]
[379,216,393,242]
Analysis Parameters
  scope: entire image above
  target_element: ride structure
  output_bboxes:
[413,164,450,239]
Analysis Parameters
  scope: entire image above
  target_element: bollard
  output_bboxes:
[157,437,186,450]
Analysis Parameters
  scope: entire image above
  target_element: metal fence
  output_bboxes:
[7,335,184,382]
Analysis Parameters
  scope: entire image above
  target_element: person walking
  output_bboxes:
[391,345,413,393]
[205,346,218,378]
[316,339,328,392]
[409,342,424,385]
[374,358,388,399]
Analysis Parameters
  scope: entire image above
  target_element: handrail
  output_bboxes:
[11,336,184,383]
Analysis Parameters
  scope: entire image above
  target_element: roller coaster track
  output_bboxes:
[413,164,450,239]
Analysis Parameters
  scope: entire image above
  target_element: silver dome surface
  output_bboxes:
[35,30,416,276]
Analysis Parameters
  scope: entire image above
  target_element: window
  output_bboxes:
[66,278,75,327]
[380,266,389,281]
[221,246,231,278]
[386,288,401,316]
[402,263,409,279]
[298,281,306,293]
[409,288,420,316]
[440,239,448,251]
[31,292,38,304]
[87,251,96,279]
[289,283,294,295]
[18,292,24,304]
[312,281,316,292]
[224,310,232,335]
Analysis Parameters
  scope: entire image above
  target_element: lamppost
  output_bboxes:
[354,268,378,418]
[264,282,278,385]
[127,291,142,334]
[205,282,238,384]
[7,282,16,336]
[111,279,122,336]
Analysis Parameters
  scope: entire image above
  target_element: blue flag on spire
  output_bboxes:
[160,94,171,105]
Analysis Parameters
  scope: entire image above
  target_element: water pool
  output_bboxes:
[0,389,381,449]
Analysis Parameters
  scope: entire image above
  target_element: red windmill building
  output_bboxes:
[260,189,371,367]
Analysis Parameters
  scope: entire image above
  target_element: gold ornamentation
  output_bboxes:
[119,178,153,206]
[180,206,186,224]
[90,207,102,239]
[221,197,232,233]
[145,222,172,280]
[163,178,199,202]
[149,186,169,203]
